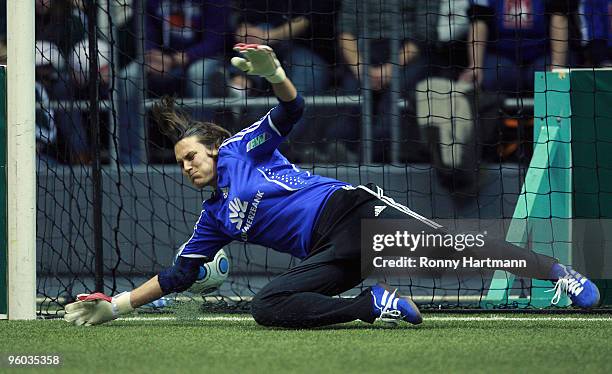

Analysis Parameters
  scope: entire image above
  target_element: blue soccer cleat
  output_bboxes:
[547,263,600,308]
[371,283,422,325]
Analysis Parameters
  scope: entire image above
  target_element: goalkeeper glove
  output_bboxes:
[231,43,286,84]
[64,292,134,326]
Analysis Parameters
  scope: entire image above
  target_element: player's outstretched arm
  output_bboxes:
[64,256,203,326]
[271,75,297,102]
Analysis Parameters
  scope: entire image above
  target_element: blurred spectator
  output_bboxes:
[112,0,137,69]
[69,39,112,91]
[233,0,340,96]
[339,0,439,94]
[580,0,612,66]
[438,0,471,42]
[117,0,233,164]
[434,0,471,77]
[35,81,59,165]
[458,0,578,94]
[36,0,86,56]
[337,0,440,161]
[35,0,90,163]
[69,1,135,99]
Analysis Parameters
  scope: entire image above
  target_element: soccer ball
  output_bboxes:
[175,247,230,295]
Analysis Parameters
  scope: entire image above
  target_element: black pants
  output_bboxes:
[251,186,558,328]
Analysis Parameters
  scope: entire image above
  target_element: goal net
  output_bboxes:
[27,0,610,315]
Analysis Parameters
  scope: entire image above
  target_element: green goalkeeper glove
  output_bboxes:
[231,43,286,84]
[64,292,133,326]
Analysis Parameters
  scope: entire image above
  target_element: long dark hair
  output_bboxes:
[151,96,232,151]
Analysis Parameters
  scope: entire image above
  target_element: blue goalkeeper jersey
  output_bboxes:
[179,107,348,260]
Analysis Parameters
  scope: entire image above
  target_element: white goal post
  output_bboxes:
[5,0,36,320]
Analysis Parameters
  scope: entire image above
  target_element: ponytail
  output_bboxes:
[151,96,232,149]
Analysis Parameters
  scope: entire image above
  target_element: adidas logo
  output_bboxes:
[229,197,248,230]
[374,205,387,217]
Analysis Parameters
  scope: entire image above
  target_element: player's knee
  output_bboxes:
[250,292,279,327]
[158,256,202,294]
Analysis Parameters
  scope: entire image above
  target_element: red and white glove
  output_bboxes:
[64,292,134,326]
[231,43,286,84]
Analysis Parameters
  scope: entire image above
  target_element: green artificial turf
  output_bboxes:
[1,313,611,373]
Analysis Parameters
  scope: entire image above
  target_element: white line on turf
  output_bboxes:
[427,317,612,322]
[123,316,251,322]
[106,316,612,322]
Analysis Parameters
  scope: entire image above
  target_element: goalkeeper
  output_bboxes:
[64,44,600,328]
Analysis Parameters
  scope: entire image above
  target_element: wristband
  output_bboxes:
[265,67,286,84]
[111,291,134,317]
